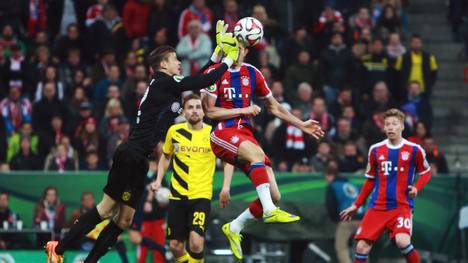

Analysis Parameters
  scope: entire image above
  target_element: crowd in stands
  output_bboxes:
[0,0,449,175]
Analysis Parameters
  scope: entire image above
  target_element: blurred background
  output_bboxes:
[0,0,467,262]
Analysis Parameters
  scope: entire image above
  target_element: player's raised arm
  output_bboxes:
[264,96,325,139]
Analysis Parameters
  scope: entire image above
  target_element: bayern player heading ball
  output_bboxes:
[233,17,264,47]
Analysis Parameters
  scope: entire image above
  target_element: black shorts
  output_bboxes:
[103,141,148,209]
[167,198,211,241]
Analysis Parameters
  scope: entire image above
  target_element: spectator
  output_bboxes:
[86,4,128,60]
[59,135,80,170]
[401,81,433,130]
[85,0,109,27]
[310,140,334,172]
[81,150,105,170]
[106,117,129,165]
[4,44,34,95]
[59,48,87,92]
[38,114,67,160]
[332,118,367,159]
[362,110,386,144]
[92,64,122,112]
[272,108,315,168]
[122,64,147,120]
[0,192,22,249]
[176,20,212,76]
[363,81,395,119]
[178,0,214,38]
[408,121,428,146]
[395,34,438,95]
[0,82,32,137]
[46,0,81,38]
[329,88,355,119]
[293,82,313,117]
[90,48,116,83]
[31,46,52,82]
[69,192,95,227]
[386,33,406,61]
[284,50,318,98]
[260,81,292,141]
[308,97,335,133]
[283,26,316,67]
[422,136,449,174]
[53,23,84,63]
[7,121,39,162]
[68,88,89,124]
[315,6,344,49]
[291,157,314,173]
[122,51,138,79]
[147,0,178,46]
[338,142,366,173]
[360,38,389,98]
[348,7,373,33]
[32,82,68,134]
[99,98,124,138]
[319,33,355,103]
[341,105,361,131]
[219,0,239,32]
[325,164,363,263]
[375,4,402,40]
[34,66,66,102]
[71,101,94,137]
[73,117,106,161]
[122,0,151,39]
[10,136,41,170]
[44,143,76,172]
[33,186,66,245]
[0,24,27,59]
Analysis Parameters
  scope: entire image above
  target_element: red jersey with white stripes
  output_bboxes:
[202,63,272,129]
[365,139,431,210]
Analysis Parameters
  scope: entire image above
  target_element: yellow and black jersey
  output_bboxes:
[162,122,215,200]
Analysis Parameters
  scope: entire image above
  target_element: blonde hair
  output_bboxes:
[105,98,123,117]
[383,108,405,123]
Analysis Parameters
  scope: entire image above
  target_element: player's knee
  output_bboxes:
[96,204,115,219]
[356,240,372,254]
[169,240,184,254]
[189,240,204,253]
[395,236,411,249]
[115,215,133,229]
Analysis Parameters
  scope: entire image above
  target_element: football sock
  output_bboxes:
[354,253,368,262]
[84,220,123,263]
[248,199,263,218]
[247,162,275,214]
[230,208,255,233]
[188,250,204,263]
[56,206,102,255]
[141,237,166,254]
[114,240,129,263]
[401,244,420,263]
[175,253,189,263]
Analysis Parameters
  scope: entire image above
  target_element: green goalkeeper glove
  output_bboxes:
[211,20,229,62]
[220,33,239,67]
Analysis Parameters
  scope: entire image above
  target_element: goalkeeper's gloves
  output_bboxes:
[211,20,229,62]
[220,33,239,67]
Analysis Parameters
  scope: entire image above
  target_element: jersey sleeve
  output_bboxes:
[170,63,228,93]
[365,147,377,179]
[162,126,175,155]
[253,67,272,99]
[200,65,219,98]
[414,146,431,176]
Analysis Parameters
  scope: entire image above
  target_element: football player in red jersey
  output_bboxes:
[201,23,324,260]
[340,108,432,263]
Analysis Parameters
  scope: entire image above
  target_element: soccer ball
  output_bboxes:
[233,17,264,47]
[155,187,170,206]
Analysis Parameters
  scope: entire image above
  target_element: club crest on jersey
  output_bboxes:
[231,136,240,144]
[241,76,250,86]
[401,151,410,161]
[173,75,184,82]
[206,84,216,92]
[171,101,181,113]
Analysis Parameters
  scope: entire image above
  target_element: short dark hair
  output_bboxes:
[148,45,176,71]
[411,34,422,40]
[183,94,202,108]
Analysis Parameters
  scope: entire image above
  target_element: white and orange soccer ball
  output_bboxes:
[233,17,264,47]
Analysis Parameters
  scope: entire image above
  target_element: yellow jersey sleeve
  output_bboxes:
[162,126,175,155]
[430,55,438,71]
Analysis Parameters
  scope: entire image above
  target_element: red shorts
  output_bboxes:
[355,207,413,241]
[210,126,271,172]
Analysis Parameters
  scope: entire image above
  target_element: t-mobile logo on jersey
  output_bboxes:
[381,161,405,175]
[223,87,249,100]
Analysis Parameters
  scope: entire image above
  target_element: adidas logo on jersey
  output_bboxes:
[222,79,229,85]
[379,155,385,160]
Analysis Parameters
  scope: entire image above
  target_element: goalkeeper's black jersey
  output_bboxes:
[127,62,228,155]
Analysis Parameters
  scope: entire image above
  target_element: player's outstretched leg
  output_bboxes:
[238,141,299,223]
[84,204,133,263]
[395,234,420,263]
[46,194,117,262]
[354,239,373,263]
